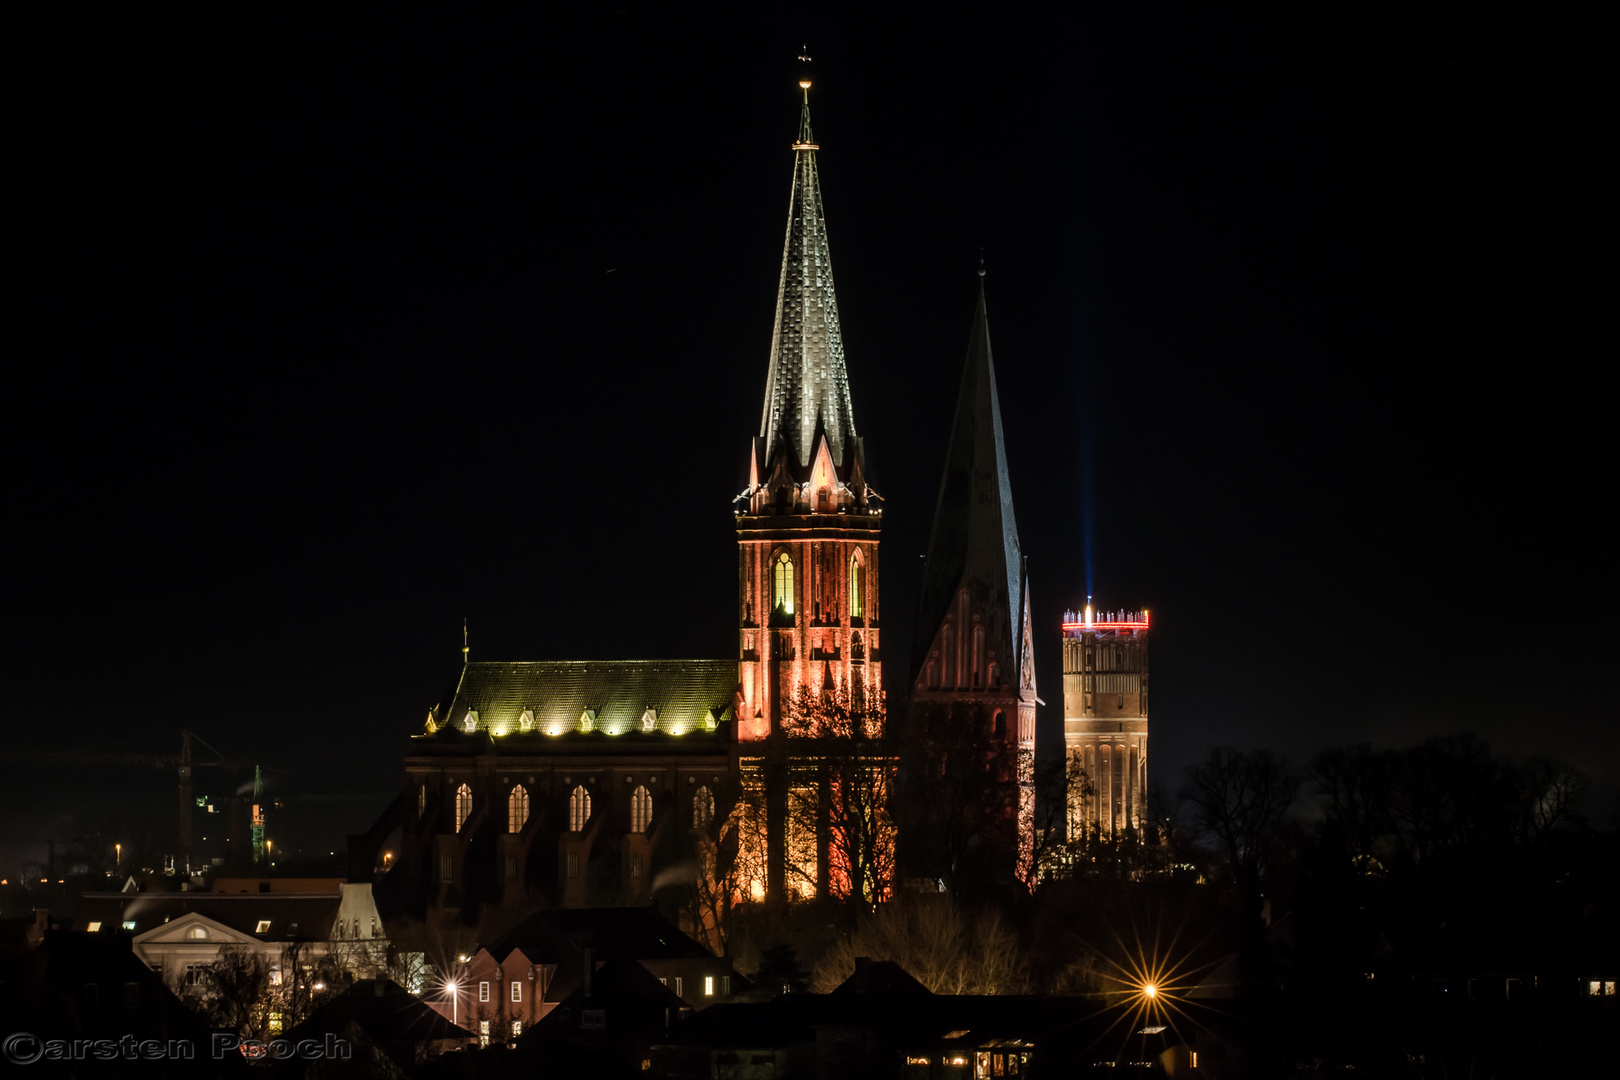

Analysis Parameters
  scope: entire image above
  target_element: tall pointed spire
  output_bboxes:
[758,79,857,470]
[913,275,1026,678]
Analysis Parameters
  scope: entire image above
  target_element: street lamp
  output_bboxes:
[445,981,459,1027]
[114,843,121,872]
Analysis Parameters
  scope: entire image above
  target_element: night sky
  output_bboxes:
[6,5,1611,870]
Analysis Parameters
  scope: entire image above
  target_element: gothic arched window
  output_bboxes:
[849,550,864,618]
[972,625,985,688]
[508,786,529,834]
[773,552,795,615]
[631,786,653,833]
[454,784,472,833]
[569,785,591,833]
[693,785,715,828]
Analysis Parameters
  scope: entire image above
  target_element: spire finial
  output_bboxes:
[978,249,986,278]
[797,46,814,115]
[462,619,469,666]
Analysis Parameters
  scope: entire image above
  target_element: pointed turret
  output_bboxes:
[913,276,1027,682]
[757,86,859,475]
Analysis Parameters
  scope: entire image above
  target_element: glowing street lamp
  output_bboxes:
[445,981,459,1027]
[115,843,121,871]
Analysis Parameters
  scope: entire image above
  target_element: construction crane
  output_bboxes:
[0,729,250,873]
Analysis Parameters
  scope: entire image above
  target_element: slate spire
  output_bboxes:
[758,86,858,471]
[913,277,1027,678]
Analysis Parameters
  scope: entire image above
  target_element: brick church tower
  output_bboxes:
[907,278,1038,888]
[733,85,885,904]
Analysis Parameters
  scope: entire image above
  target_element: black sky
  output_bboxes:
[5,4,1612,866]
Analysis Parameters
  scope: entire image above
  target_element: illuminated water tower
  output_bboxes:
[1061,602,1150,837]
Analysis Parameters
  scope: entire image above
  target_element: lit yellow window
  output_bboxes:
[508,786,529,833]
[773,552,794,614]
[849,551,864,617]
[455,784,472,832]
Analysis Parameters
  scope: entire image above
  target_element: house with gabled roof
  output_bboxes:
[73,878,385,988]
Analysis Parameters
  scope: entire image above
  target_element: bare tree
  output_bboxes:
[1180,747,1300,932]
[1515,755,1585,842]
[180,945,271,1037]
[668,772,745,956]
[780,688,897,913]
[1310,743,1397,872]
[811,895,1029,995]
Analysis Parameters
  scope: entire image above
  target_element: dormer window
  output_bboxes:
[641,708,657,732]
[187,926,207,940]
[519,709,534,732]
[255,920,271,934]
[579,709,596,732]
[462,711,478,732]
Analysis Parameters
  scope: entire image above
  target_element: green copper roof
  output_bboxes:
[434,659,738,738]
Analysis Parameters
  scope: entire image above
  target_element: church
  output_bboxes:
[353,81,1116,935]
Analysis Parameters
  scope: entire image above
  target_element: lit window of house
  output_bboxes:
[479,981,489,1002]
[849,549,864,617]
[511,981,522,1002]
[87,921,101,932]
[704,975,714,996]
[255,920,271,934]
[693,786,715,828]
[186,926,207,940]
[121,921,136,931]
[455,784,473,832]
[511,1021,522,1038]
[478,1020,489,1048]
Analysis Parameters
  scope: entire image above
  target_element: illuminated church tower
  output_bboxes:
[733,83,884,903]
[1062,604,1150,836]
[908,277,1037,886]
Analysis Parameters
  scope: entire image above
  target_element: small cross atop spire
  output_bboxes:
[462,619,469,665]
